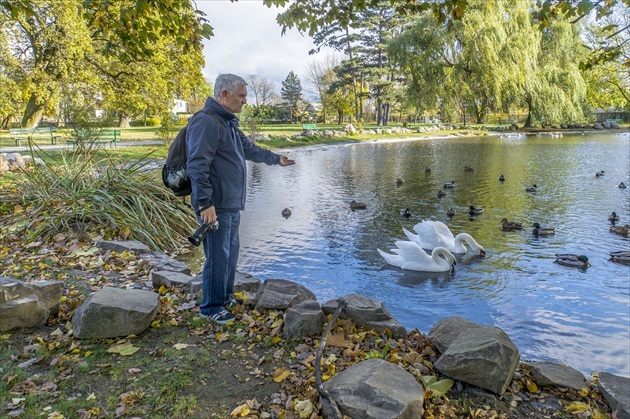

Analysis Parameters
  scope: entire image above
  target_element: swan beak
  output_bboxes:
[480,250,486,257]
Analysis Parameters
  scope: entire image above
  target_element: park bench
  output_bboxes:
[606,118,623,124]
[9,127,59,146]
[499,119,517,125]
[67,129,120,149]
[302,123,317,131]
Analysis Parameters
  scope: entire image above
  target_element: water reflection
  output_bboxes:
[179,132,630,377]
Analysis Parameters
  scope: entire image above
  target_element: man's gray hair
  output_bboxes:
[214,74,247,100]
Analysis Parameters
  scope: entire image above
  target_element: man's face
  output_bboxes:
[219,85,247,114]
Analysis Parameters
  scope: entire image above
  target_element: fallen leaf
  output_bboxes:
[272,367,291,382]
[327,332,353,348]
[106,342,140,356]
[230,403,251,417]
[127,368,142,374]
[173,343,190,350]
[294,399,314,418]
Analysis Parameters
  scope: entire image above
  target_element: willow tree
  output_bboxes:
[519,18,589,126]
[389,0,537,124]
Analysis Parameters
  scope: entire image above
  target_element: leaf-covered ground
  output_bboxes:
[0,207,616,419]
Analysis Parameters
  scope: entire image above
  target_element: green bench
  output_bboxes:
[9,127,59,146]
[499,119,517,125]
[606,118,623,124]
[67,129,120,148]
[302,123,317,131]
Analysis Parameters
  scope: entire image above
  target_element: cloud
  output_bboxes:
[197,0,340,98]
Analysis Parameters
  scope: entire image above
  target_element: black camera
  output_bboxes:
[188,221,219,247]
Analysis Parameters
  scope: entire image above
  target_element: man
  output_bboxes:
[186,73,295,324]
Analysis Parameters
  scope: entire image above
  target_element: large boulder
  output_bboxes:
[72,287,160,339]
[525,361,588,391]
[283,299,325,338]
[429,316,519,395]
[151,271,196,290]
[324,358,424,418]
[0,277,64,331]
[254,279,316,310]
[323,294,406,338]
[598,372,630,419]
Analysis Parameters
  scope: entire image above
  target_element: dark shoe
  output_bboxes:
[203,309,235,325]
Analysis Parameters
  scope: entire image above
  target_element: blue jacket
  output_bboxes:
[186,98,280,213]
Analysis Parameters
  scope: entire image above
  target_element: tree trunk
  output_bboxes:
[119,114,131,129]
[524,98,533,128]
[21,93,47,128]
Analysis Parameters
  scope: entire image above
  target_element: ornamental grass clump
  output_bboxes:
[5,151,196,251]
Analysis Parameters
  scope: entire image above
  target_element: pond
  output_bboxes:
[180,131,630,377]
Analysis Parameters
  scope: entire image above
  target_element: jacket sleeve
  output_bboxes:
[239,129,281,165]
[186,112,220,211]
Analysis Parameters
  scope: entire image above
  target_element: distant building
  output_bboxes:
[172,99,187,114]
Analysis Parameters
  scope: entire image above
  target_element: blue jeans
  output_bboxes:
[199,210,241,316]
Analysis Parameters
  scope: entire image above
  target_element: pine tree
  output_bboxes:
[281,71,303,123]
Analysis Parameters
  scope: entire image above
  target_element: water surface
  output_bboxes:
[181,132,630,377]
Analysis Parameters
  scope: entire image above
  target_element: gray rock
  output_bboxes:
[525,361,588,391]
[95,240,151,255]
[151,271,195,290]
[0,277,64,331]
[430,317,519,395]
[323,294,407,338]
[72,287,159,339]
[254,279,316,310]
[602,121,612,129]
[0,295,48,331]
[283,299,325,338]
[428,316,474,354]
[598,372,630,419]
[140,252,191,275]
[324,358,424,419]
[611,122,620,129]
[235,271,262,294]
[594,122,604,130]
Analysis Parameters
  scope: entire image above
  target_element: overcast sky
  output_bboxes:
[197,0,340,100]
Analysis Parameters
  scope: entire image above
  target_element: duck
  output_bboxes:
[532,223,555,235]
[469,205,484,216]
[281,208,292,218]
[498,174,505,181]
[610,224,630,235]
[377,241,456,272]
[446,208,456,217]
[443,181,455,189]
[609,212,620,222]
[595,170,605,177]
[425,167,432,173]
[350,200,367,210]
[464,166,474,172]
[500,218,523,231]
[525,184,538,192]
[554,253,590,268]
[400,208,412,219]
[609,251,630,265]
[396,178,405,185]
[403,220,486,256]
[437,189,447,198]
[619,182,627,189]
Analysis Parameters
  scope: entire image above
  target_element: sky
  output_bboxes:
[196,0,340,100]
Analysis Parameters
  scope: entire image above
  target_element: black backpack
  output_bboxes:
[162,109,222,196]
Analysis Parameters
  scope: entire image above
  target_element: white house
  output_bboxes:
[172,99,187,114]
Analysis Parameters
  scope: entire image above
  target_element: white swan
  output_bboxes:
[403,220,486,256]
[378,241,456,272]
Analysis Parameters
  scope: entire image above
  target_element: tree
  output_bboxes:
[246,75,276,107]
[280,71,303,123]
[303,54,340,123]
[265,0,627,68]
